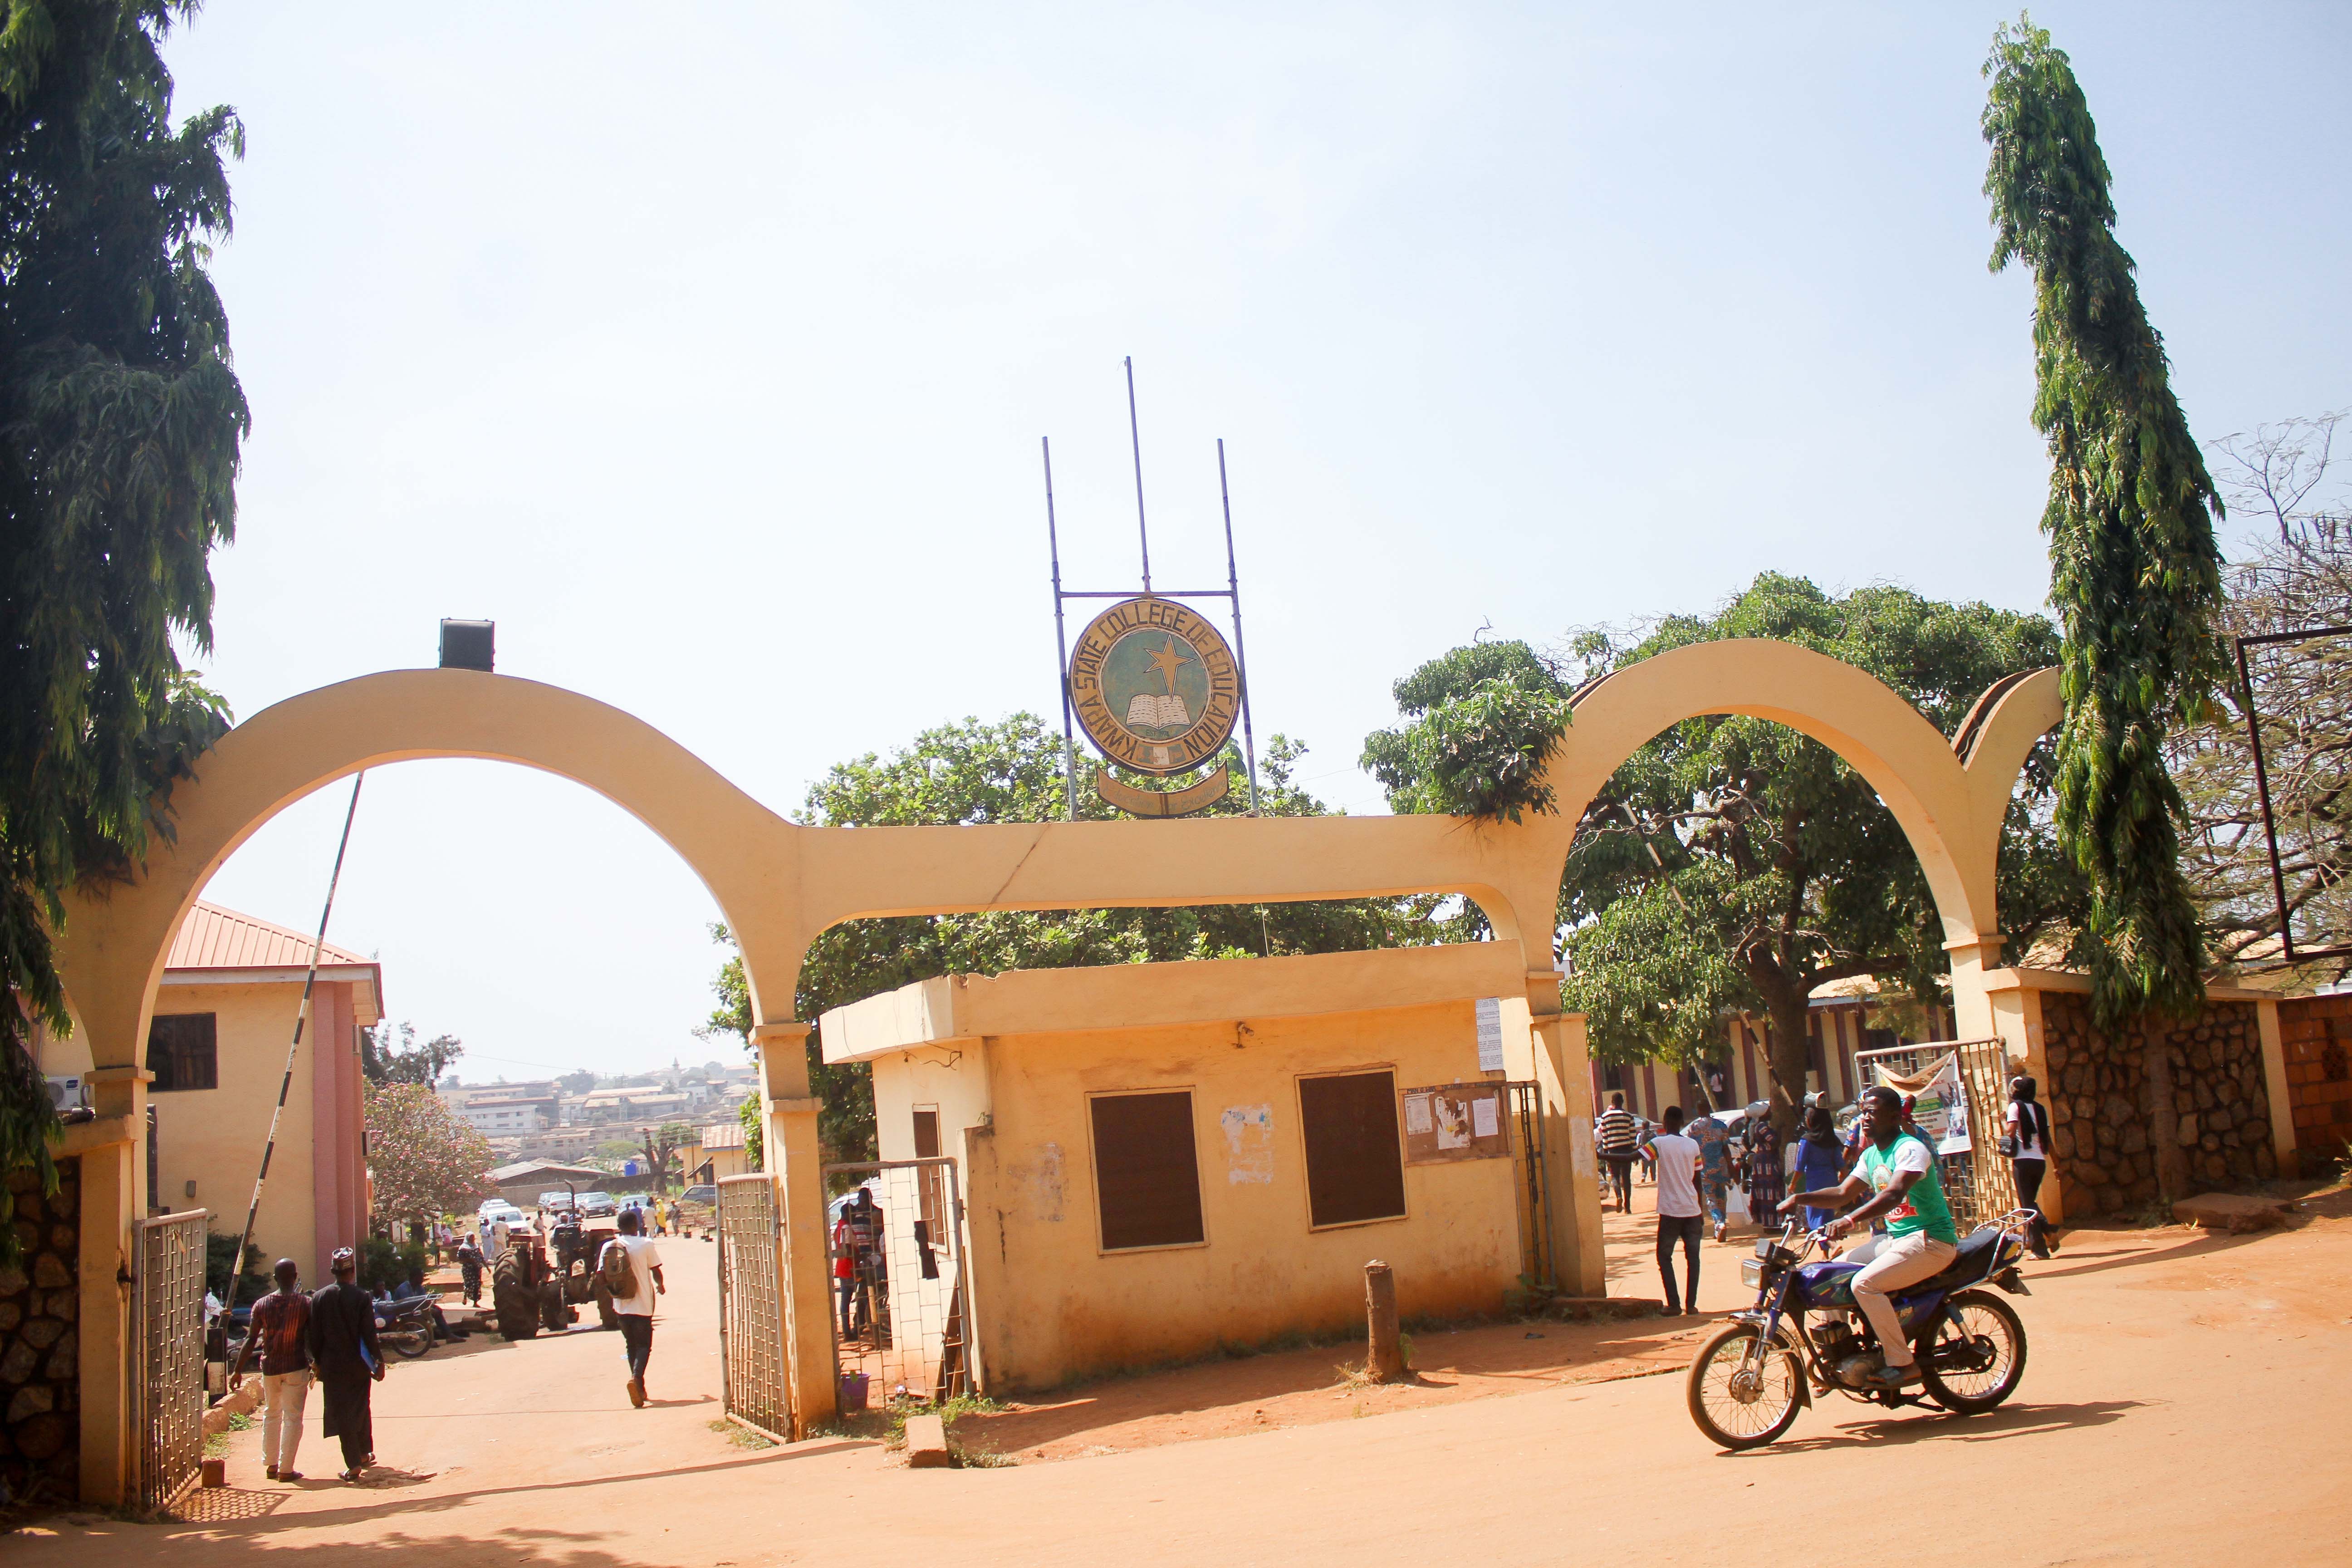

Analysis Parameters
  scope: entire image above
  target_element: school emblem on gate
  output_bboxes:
[1068,597,1240,794]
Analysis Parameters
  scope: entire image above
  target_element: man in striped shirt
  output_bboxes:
[1597,1093,1640,1213]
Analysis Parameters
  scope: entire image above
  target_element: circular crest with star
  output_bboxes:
[1068,596,1241,775]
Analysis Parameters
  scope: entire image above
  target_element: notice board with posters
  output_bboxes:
[1400,1081,1511,1165]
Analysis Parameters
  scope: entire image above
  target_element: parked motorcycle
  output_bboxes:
[1685,1208,2036,1450]
[374,1294,439,1361]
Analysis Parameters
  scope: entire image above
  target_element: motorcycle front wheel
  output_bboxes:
[1916,1289,2025,1414]
[385,1325,434,1360]
[1685,1322,1805,1450]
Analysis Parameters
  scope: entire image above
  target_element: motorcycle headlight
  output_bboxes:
[1740,1259,1765,1289]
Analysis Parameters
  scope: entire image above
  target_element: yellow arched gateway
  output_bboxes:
[50,645,2059,1497]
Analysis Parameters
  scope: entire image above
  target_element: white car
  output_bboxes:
[478,1201,525,1227]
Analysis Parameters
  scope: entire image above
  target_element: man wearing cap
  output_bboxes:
[306,1247,385,1480]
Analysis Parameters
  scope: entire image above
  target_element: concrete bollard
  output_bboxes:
[1364,1260,1405,1383]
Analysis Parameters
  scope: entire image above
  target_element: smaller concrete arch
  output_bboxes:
[1515,647,2064,1025]
[54,670,808,1076]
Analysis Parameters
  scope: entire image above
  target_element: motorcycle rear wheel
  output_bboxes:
[1917,1289,2026,1415]
[386,1326,433,1360]
[1686,1322,1805,1450]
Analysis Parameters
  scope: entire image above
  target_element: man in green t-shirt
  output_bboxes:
[1779,1084,1959,1388]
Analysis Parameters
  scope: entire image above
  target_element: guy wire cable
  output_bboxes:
[225,771,365,1302]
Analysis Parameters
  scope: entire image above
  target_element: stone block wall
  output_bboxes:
[2276,994,2352,1164]
[2041,994,2274,1217]
[0,1156,78,1504]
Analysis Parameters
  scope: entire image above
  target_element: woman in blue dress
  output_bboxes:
[1793,1105,1847,1231]
[1693,1114,1733,1241]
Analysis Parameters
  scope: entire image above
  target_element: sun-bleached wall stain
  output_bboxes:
[1221,1104,1274,1184]
[1020,1140,1064,1220]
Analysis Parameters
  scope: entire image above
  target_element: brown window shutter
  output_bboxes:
[1090,1092,1205,1250]
[1298,1071,1406,1227]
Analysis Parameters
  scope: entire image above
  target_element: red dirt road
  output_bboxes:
[15,1201,2352,1567]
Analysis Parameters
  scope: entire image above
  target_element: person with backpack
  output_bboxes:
[601,1206,666,1407]
[2005,1074,2058,1259]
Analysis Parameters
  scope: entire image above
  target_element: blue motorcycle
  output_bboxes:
[1685,1209,2036,1450]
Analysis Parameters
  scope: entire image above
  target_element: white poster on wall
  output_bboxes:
[1475,996,1506,1073]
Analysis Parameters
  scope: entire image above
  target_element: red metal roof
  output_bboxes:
[166,900,374,973]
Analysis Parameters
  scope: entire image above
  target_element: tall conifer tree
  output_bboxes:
[0,1,245,1230]
[1982,16,2223,1038]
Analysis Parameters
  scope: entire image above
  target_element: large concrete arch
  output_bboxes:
[52,647,2063,1493]
[54,671,809,1078]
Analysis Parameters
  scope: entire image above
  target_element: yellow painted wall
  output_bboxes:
[882,998,1525,1392]
[144,980,319,1276]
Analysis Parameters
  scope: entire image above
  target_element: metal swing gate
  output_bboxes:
[715,1174,792,1443]
[133,1210,209,1513]
[1852,1038,2021,1230]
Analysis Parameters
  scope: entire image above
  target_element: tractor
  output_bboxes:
[490,1215,620,1339]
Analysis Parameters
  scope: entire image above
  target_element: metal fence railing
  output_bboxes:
[822,1157,972,1409]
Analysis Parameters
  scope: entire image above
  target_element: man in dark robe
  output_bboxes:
[306,1246,384,1480]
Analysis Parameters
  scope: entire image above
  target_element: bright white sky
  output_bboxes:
[166,4,2352,1082]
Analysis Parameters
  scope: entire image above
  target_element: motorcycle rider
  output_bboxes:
[1778,1083,1958,1390]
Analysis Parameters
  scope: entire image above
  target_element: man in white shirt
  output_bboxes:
[607,1207,666,1407]
[1645,1106,1705,1315]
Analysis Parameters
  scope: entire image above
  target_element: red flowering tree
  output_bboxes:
[365,1082,495,1227]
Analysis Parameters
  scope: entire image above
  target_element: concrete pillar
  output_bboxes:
[1523,979,1605,1297]
[1945,933,2004,1042]
[2256,998,2298,1179]
[76,1071,147,1505]
[755,1021,835,1436]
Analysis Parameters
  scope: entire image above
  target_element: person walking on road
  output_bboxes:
[1691,1111,1734,1242]
[2005,1075,2058,1258]
[606,1206,666,1407]
[1740,1100,1784,1220]
[1647,1107,1705,1315]
[1596,1093,1639,1213]
[306,1248,383,1481]
[229,1258,313,1482]
[1793,1105,1846,1230]
[456,1234,485,1307]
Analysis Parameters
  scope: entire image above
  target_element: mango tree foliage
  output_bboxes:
[702,715,1447,1161]
[364,1081,494,1227]
[0,0,246,1246]
[1361,640,1573,823]
[1983,16,2225,1035]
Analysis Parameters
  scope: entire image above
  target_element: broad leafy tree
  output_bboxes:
[1983,17,2225,1038]
[701,716,1445,1161]
[1361,640,1574,823]
[364,1081,494,1228]
[0,0,246,1247]
[360,1021,465,1087]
